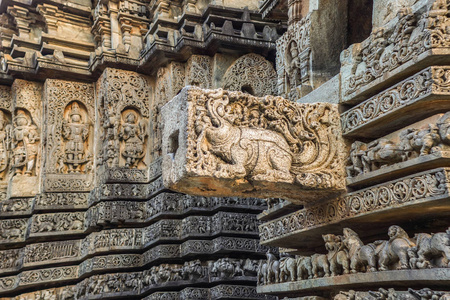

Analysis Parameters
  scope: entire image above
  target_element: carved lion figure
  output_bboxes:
[202,89,294,182]
[377,225,415,271]
[342,228,378,273]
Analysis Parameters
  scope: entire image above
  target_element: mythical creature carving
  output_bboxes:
[62,102,90,173]
[11,110,39,176]
[162,87,345,203]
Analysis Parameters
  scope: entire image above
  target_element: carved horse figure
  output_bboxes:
[342,228,378,273]
[202,89,293,182]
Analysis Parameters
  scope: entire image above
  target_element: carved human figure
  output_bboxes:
[11,110,39,176]
[0,111,11,178]
[119,110,147,168]
[346,141,365,177]
[286,40,301,93]
[361,139,403,172]
[62,102,89,173]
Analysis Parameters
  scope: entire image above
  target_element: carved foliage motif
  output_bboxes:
[223,54,277,97]
[276,15,311,100]
[341,67,434,135]
[259,168,449,243]
[186,55,212,89]
[342,3,450,97]
[98,68,150,169]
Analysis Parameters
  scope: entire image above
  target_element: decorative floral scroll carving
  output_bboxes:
[341,67,434,135]
[342,3,450,99]
[162,87,345,204]
[223,54,277,97]
[259,168,449,244]
[186,55,212,88]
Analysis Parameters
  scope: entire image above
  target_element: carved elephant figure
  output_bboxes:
[265,251,281,284]
[203,90,294,183]
[323,234,350,276]
[410,228,450,269]
[257,260,267,285]
[311,253,330,278]
[377,225,415,271]
[296,256,312,280]
[279,255,297,282]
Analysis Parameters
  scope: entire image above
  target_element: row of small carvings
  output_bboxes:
[341,66,450,136]
[341,0,450,100]
[334,288,450,300]
[258,225,450,286]
[1,190,265,218]
[0,235,272,276]
[0,210,260,245]
[346,111,450,178]
[259,167,449,243]
[0,257,263,295]
[0,284,272,300]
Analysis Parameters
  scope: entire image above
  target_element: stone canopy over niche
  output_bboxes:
[161,86,346,204]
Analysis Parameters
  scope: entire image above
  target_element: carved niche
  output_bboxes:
[276,15,311,100]
[9,80,42,198]
[97,68,151,179]
[161,87,346,204]
[0,86,12,186]
[222,54,277,97]
[43,79,94,192]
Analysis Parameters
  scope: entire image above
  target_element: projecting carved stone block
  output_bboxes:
[161,87,346,204]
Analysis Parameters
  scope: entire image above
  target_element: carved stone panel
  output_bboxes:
[97,68,152,183]
[0,86,12,198]
[43,79,95,192]
[161,87,346,204]
[9,80,43,198]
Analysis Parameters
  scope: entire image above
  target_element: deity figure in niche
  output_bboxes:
[119,109,147,168]
[0,111,11,178]
[286,40,301,95]
[11,110,39,176]
[62,102,90,173]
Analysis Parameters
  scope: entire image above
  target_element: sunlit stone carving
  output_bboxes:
[161,87,346,204]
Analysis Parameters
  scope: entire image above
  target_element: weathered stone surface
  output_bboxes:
[162,87,346,204]
[259,167,450,250]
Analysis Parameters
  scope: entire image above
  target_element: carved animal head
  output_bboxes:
[388,225,409,240]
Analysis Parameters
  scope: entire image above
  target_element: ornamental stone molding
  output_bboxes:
[341,1,450,104]
[162,87,346,205]
[259,167,450,249]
